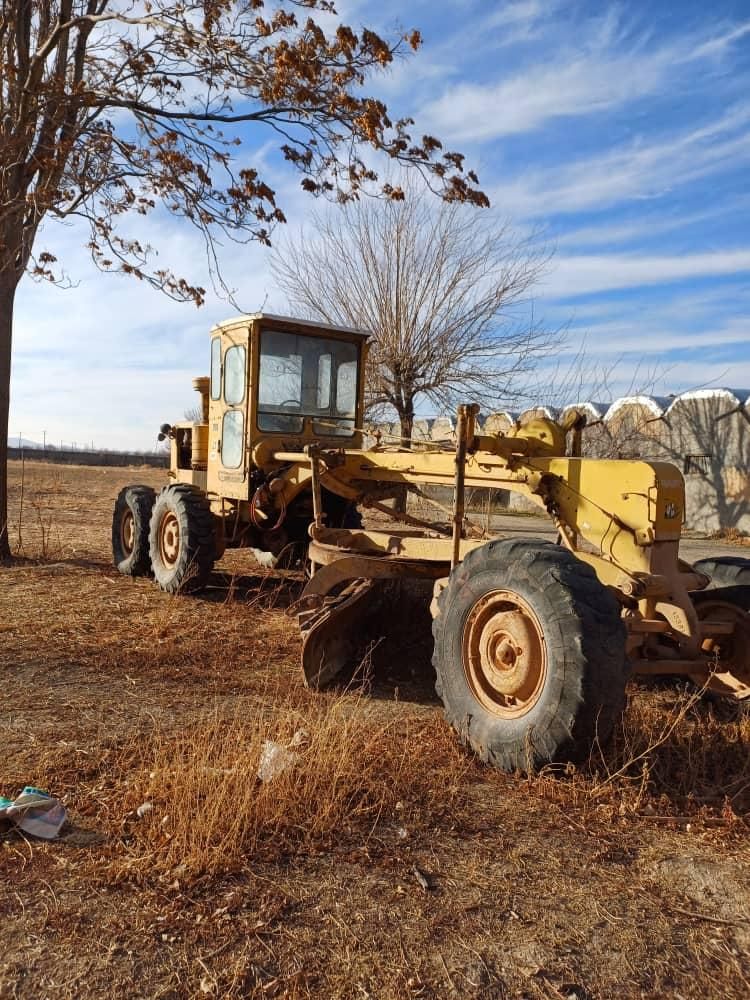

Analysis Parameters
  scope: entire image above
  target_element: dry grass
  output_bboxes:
[709,526,750,545]
[3,459,750,999]
[523,685,750,826]
[10,455,68,560]
[606,685,750,810]
[114,691,468,880]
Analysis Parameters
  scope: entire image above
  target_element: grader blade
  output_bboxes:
[299,578,382,689]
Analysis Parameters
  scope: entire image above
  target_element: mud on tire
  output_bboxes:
[432,538,628,773]
[149,484,215,594]
[112,485,156,577]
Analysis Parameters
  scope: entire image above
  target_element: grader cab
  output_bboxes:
[112,313,750,773]
[113,313,367,584]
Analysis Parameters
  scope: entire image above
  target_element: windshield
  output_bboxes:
[257,328,359,435]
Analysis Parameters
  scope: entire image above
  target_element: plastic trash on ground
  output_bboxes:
[257,742,298,782]
[0,786,67,840]
[256,729,309,782]
[248,548,278,569]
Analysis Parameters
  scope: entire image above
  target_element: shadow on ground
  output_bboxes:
[198,568,306,609]
[327,579,441,707]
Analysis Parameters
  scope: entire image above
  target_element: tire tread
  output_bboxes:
[112,484,156,577]
[149,484,215,593]
[432,537,626,772]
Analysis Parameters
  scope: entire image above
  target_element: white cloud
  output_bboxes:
[557,317,750,356]
[368,0,553,100]
[491,104,750,218]
[528,316,750,404]
[653,358,750,395]
[459,0,551,47]
[419,14,750,143]
[487,1,546,28]
[542,284,749,330]
[10,358,201,451]
[692,20,750,59]
[10,207,288,449]
[422,57,652,143]
[541,249,750,298]
[536,355,750,405]
[553,200,750,249]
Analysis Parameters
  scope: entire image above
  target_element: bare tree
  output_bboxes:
[0,0,488,559]
[540,359,750,533]
[530,344,671,459]
[272,185,550,446]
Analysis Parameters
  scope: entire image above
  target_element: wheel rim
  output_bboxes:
[159,511,181,567]
[463,590,547,718]
[693,599,750,697]
[120,510,135,555]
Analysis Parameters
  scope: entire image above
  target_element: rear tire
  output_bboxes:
[692,556,750,589]
[432,538,627,772]
[112,485,156,577]
[692,584,750,613]
[149,485,215,593]
[690,586,750,702]
[323,489,363,529]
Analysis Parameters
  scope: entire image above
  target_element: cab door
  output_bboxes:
[206,325,250,500]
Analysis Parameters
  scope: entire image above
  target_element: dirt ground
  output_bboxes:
[2,459,750,1000]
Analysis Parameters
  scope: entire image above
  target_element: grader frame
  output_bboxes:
[283,404,742,693]
[112,313,750,772]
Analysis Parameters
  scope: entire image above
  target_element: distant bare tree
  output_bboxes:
[272,185,551,446]
[529,344,670,459]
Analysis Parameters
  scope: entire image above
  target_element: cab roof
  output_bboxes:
[212,312,370,340]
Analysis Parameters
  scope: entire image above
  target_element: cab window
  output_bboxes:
[224,345,246,405]
[257,328,358,435]
[221,410,244,467]
[210,337,221,400]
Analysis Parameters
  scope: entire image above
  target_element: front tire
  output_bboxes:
[432,538,627,772]
[149,485,215,593]
[112,485,156,577]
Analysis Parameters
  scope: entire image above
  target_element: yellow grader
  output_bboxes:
[112,313,750,771]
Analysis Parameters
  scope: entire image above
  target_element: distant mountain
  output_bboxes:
[8,437,43,449]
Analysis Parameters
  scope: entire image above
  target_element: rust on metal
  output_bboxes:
[691,597,750,699]
[300,579,379,689]
[120,509,135,555]
[158,511,181,567]
[462,590,548,719]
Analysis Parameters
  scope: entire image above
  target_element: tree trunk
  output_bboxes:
[0,277,17,560]
[399,411,414,449]
[393,409,414,514]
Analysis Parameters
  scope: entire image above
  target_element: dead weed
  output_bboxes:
[111,689,469,881]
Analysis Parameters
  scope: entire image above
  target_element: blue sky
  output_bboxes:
[10,0,750,448]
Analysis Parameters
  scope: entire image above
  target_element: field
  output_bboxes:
[2,459,750,999]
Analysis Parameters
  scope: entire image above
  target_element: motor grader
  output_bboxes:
[112,312,750,772]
